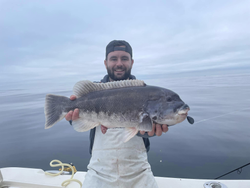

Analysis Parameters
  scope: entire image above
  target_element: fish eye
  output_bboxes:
[166,97,172,102]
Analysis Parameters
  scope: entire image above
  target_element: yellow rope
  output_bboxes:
[45,159,82,187]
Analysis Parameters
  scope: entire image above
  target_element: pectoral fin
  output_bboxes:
[122,114,153,143]
[123,127,138,142]
[72,118,100,132]
[137,113,153,131]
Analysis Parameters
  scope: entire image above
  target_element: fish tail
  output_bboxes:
[44,94,69,129]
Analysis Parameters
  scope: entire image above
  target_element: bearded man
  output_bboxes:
[65,40,168,188]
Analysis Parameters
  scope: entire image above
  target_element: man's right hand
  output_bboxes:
[65,95,79,121]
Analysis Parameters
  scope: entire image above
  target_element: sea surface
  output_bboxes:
[0,71,250,180]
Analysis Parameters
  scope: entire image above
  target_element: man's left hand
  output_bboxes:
[140,123,168,136]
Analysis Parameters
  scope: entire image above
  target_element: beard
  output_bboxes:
[107,66,132,81]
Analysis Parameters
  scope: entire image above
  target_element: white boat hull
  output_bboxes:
[1,167,250,188]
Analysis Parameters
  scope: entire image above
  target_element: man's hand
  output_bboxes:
[140,123,168,136]
[101,125,108,134]
[65,95,79,121]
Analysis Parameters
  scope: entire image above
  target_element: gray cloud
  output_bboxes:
[1,0,250,84]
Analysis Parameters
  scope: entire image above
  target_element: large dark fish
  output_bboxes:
[45,80,193,142]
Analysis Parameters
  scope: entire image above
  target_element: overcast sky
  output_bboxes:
[1,0,250,89]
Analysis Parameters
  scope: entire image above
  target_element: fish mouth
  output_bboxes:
[178,104,190,115]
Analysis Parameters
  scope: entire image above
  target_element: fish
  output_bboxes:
[44,80,193,142]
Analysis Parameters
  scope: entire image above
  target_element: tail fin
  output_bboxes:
[44,94,69,129]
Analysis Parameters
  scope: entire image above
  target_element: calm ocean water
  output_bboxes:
[0,72,250,180]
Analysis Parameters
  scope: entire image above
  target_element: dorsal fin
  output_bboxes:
[73,80,145,98]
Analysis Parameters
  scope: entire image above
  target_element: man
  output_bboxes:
[65,40,168,188]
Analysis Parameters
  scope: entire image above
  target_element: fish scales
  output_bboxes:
[66,86,152,126]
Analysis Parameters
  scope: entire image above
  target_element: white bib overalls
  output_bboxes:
[82,126,158,188]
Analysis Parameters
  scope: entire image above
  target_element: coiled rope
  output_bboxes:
[45,159,82,187]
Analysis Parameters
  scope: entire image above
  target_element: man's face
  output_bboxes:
[104,49,134,81]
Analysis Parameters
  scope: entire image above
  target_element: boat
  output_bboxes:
[1,166,250,188]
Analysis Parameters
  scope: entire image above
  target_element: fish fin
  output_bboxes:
[123,127,139,142]
[72,118,100,132]
[137,113,153,131]
[73,80,96,98]
[44,94,69,129]
[73,80,145,98]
